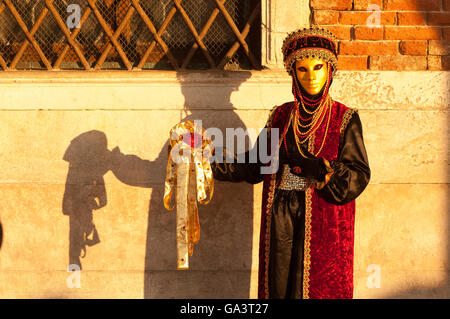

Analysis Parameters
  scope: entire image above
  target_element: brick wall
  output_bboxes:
[311,0,450,70]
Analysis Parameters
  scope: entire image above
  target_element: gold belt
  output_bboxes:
[277,164,307,191]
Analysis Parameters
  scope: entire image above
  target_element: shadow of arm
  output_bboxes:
[110,146,161,188]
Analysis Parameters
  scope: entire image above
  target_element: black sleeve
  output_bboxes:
[210,129,269,185]
[318,112,371,205]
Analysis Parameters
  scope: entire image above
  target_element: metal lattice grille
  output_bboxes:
[0,0,261,70]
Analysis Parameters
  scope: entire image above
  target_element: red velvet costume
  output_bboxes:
[212,28,370,299]
[258,100,360,299]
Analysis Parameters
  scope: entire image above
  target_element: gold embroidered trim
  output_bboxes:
[263,104,290,298]
[284,49,338,77]
[340,108,357,141]
[282,27,338,76]
[263,173,276,298]
[282,28,338,53]
[303,187,313,299]
[302,130,316,299]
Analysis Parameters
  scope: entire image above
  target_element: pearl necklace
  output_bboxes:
[283,63,333,158]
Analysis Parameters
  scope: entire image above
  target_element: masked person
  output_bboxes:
[211,28,370,299]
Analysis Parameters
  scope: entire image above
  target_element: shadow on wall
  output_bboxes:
[82,70,254,298]
[147,71,253,298]
[62,130,111,270]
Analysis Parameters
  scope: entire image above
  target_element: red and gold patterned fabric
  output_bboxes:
[258,100,356,299]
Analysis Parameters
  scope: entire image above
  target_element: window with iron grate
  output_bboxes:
[0,0,261,71]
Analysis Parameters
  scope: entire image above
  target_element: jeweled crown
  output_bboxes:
[282,27,339,76]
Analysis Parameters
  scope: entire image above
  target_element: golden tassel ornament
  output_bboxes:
[163,120,214,270]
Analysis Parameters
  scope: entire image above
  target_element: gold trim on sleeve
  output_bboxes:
[340,108,357,140]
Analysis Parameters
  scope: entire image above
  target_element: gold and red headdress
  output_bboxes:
[282,27,338,76]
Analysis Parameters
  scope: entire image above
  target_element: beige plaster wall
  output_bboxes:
[261,0,310,69]
[0,70,448,298]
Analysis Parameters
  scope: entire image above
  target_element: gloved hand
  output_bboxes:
[278,143,327,181]
[288,155,328,182]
